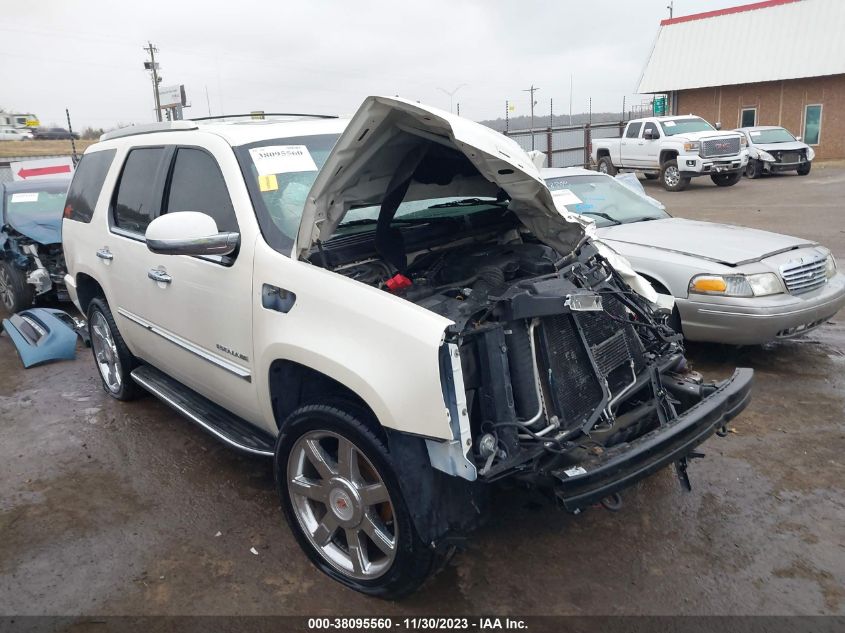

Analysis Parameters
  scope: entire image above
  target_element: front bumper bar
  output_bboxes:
[552,367,754,511]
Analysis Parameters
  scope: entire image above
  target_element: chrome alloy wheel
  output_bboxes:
[0,267,14,310]
[663,164,680,187]
[90,311,122,393]
[287,430,397,580]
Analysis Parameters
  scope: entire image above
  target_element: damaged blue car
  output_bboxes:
[0,178,70,314]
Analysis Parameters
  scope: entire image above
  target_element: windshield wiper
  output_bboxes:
[580,211,621,226]
[337,216,457,228]
[428,198,498,208]
[624,216,661,224]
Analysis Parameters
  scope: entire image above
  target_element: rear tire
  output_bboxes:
[0,261,33,316]
[745,160,763,179]
[797,162,811,176]
[276,404,444,599]
[87,297,142,400]
[659,159,690,192]
[711,172,741,187]
[597,156,617,176]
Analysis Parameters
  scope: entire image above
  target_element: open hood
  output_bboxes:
[294,96,586,260]
[6,205,63,244]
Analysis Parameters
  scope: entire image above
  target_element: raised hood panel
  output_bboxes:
[6,205,63,244]
[294,96,586,259]
[598,217,814,266]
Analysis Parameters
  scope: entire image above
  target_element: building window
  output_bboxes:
[803,104,822,145]
[740,107,756,127]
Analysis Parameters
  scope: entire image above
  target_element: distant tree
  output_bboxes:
[81,127,105,140]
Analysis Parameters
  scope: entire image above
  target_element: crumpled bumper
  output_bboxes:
[1,308,81,368]
[552,368,754,511]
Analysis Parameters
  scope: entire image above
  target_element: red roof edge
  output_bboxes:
[660,0,802,26]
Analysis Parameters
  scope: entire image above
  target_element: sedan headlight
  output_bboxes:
[825,253,837,279]
[689,273,785,297]
[758,150,776,162]
[683,141,701,153]
[807,147,815,161]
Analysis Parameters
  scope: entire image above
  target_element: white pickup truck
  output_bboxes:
[592,115,747,192]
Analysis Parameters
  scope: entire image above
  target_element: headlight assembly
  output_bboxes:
[825,253,837,279]
[758,150,776,162]
[683,141,701,153]
[689,273,784,297]
[807,147,816,161]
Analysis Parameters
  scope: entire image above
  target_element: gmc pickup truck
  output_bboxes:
[592,115,747,192]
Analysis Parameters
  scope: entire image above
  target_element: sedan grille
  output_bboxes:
[701,137,740,157]
[780,256,827,295]
[776,151,801,164]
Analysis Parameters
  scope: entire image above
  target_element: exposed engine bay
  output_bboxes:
[311,210,750,510]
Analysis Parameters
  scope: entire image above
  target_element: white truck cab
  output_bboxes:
[592,115,748,191]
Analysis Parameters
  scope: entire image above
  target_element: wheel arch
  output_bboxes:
[659,149,678,165]
[596,148,611,160]
[75,272,105,315]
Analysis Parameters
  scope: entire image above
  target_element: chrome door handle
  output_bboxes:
[96,248,113,261]
[147,268,172,284]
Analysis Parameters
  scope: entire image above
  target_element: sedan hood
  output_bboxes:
[752,141,807,152]
[295,96,586,259]
[5,203,63,244]
[597,217,815,266]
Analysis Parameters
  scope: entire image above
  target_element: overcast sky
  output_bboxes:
[2,0,741,129]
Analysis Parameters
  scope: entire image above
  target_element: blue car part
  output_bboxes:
[1,308,82,368]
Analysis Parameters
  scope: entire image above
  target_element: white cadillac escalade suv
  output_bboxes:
[62,97,752,598]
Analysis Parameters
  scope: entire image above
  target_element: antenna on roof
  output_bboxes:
[667,1,674,19]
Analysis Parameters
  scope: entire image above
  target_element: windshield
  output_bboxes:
[4,188,67,220]
[544,174,669,227]
[659,117,714,136]
[235,134,340,252]
[748,128,796,144]
[329,196,505,240]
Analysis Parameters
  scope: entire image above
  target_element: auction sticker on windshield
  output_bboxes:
[249,145,318,175]
[551,189,582,206]
[10,192,39,203]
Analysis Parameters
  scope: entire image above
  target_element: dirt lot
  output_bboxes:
[1,166,843,617]
[0,139,96,159]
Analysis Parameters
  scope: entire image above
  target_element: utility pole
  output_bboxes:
[569,75,573,125]
[144,42,162,122]
[522,84,539,149]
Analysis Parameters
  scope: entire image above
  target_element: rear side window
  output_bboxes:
[625,123,642,138]
[64,149,116,223]
[113,147,166,234]
[165,148,238,232]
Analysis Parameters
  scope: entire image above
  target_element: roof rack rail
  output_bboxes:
[100,121,198,142]
[189,112,338,122]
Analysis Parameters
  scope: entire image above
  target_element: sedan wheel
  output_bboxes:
[287,430,397,580]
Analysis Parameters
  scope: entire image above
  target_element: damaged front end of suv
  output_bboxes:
[293,97,753,516]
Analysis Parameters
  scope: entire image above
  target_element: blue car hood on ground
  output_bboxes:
[5,204,63,244]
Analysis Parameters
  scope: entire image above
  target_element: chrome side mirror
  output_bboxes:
[145,211,239,256]
[795,135,802,142]
[715,121,722,130]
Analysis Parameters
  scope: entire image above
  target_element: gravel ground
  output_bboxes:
[1,165,843,617]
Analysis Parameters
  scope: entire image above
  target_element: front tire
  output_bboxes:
[276,404,443,599]
[0,261,33,316]
[87,297,142,400]
[597,156,617,176]
[797,162,811,176]
[711,172,741,187]
[745,159,763,179]
[660,159,690,191]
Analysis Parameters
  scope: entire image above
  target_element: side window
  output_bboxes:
[165,148,238,233]
[625,123,642,138]
[643,122,659,138]
[113,147,166,234]
[64,149,116,223]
